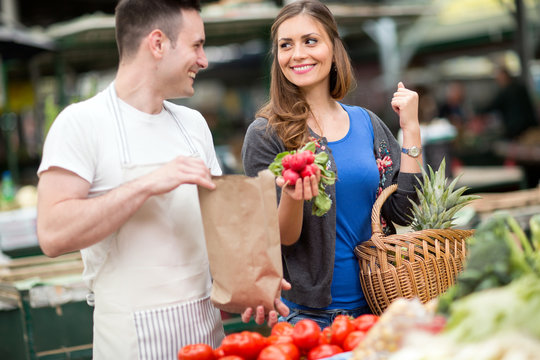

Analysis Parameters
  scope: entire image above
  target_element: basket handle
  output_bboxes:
[371,184,398,236]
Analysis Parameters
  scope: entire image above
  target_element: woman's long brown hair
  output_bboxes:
[256,0,355,150]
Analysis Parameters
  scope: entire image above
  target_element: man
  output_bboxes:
[37,1,286,358]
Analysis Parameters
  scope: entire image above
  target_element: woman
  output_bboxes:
[241,0,423,329]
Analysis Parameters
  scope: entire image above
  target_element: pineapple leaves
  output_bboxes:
[409,158,481,231]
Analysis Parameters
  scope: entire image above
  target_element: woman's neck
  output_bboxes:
[302,86,347,141]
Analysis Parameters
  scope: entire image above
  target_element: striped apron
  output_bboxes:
[91,85,224,360]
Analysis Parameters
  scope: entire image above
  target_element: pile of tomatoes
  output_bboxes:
[178,314,379,360]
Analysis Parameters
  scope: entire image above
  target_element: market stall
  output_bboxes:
[493,127,540,189]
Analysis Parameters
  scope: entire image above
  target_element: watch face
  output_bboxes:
[409,146,420,157]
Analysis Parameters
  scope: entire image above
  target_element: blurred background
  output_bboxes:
[0,0,539,188]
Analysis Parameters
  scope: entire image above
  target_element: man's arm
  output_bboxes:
[37,156,215,257]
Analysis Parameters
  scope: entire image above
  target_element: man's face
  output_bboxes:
[162,9,208,99]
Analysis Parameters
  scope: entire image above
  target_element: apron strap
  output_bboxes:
[164,104,199,157]
[107,83,132,165]
[107,84,200,164]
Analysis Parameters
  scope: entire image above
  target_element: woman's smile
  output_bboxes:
[291,64,316,74]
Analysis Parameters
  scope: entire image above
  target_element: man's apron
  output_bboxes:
[91,86,224,359]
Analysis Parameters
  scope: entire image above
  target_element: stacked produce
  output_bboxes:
[351,213,540,359]
[177,314,379,360]
[268,141,336,216]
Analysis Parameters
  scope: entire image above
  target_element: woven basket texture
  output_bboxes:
[354,184,474,315]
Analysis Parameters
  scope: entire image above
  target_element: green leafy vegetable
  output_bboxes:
[437,212,540,315]
[444,274,540,343]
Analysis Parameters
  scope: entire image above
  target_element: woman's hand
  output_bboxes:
[391,82,419,132]
[276,167,320,201]
[392,82,423,172]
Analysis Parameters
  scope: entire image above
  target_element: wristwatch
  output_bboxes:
[401,145,422,158]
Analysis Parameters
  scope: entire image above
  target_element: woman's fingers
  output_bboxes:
[310,174,319,197]
[278,170,320,200]
[302,176,313,200]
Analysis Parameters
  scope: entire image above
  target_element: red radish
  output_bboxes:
[281,154,294,170]
[300,163,319,178]
[301,150,315,165]
[289,153,307,172]
[282,169,300,185]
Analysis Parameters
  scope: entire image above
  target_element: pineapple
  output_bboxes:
[408,158,480,231]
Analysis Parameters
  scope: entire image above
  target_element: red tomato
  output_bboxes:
[256,345,291,360]
[220,331,267,360]
[318,327,332,345]
[219,356,245,360]
[214,347,225,358]
[351,314,379,332]
[274,343,300,360]
[291,319,321,352]
[329,315,354,347]
[307,344,343,360]
[178,344,215,360]
[271,322,294,337]
[342,331,366,352]
[267,335,294,345]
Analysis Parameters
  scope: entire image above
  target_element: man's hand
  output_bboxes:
[240,279,291,327]
[140,155,216,196]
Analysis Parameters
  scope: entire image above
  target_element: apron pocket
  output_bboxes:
[133,297,224,359]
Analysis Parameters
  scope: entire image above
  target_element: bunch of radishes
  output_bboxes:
[268,141,335,216]
[281,150,318,185]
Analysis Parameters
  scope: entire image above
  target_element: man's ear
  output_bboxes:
[147,29,167,58]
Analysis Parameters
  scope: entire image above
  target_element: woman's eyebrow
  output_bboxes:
[278,33,321,42]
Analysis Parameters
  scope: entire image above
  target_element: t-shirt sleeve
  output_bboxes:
[188,108,222,176]
[37,104,96,183]
[203,123,222,177]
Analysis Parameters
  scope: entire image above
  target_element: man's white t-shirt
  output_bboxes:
[38,85,222,288]
[39,87,222,193]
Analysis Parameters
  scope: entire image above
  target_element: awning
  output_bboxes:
[0,25,56,60]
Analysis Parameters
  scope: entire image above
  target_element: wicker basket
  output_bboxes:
[354,184,474,315]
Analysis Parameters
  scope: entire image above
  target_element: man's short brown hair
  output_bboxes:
[115,0,201,60]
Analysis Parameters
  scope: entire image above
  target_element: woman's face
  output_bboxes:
[276,14,334,93]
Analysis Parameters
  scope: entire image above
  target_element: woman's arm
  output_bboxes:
[371,83,423,227]
[391,82,423,174]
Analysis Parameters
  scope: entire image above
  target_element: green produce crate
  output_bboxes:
[221,311,271,336]
[0,253,93,360]
[0,281,93,360]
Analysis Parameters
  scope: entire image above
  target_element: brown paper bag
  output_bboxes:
[198,169,283,314]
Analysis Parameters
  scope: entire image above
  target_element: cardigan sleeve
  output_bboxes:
[241,117,285,200]
[366,109,421,228]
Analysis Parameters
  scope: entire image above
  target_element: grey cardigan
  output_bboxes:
[241,107,420,308]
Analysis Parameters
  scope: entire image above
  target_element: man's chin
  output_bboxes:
[170,88,194,100]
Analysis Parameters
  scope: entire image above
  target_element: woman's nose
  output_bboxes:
[292,45,306,60]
